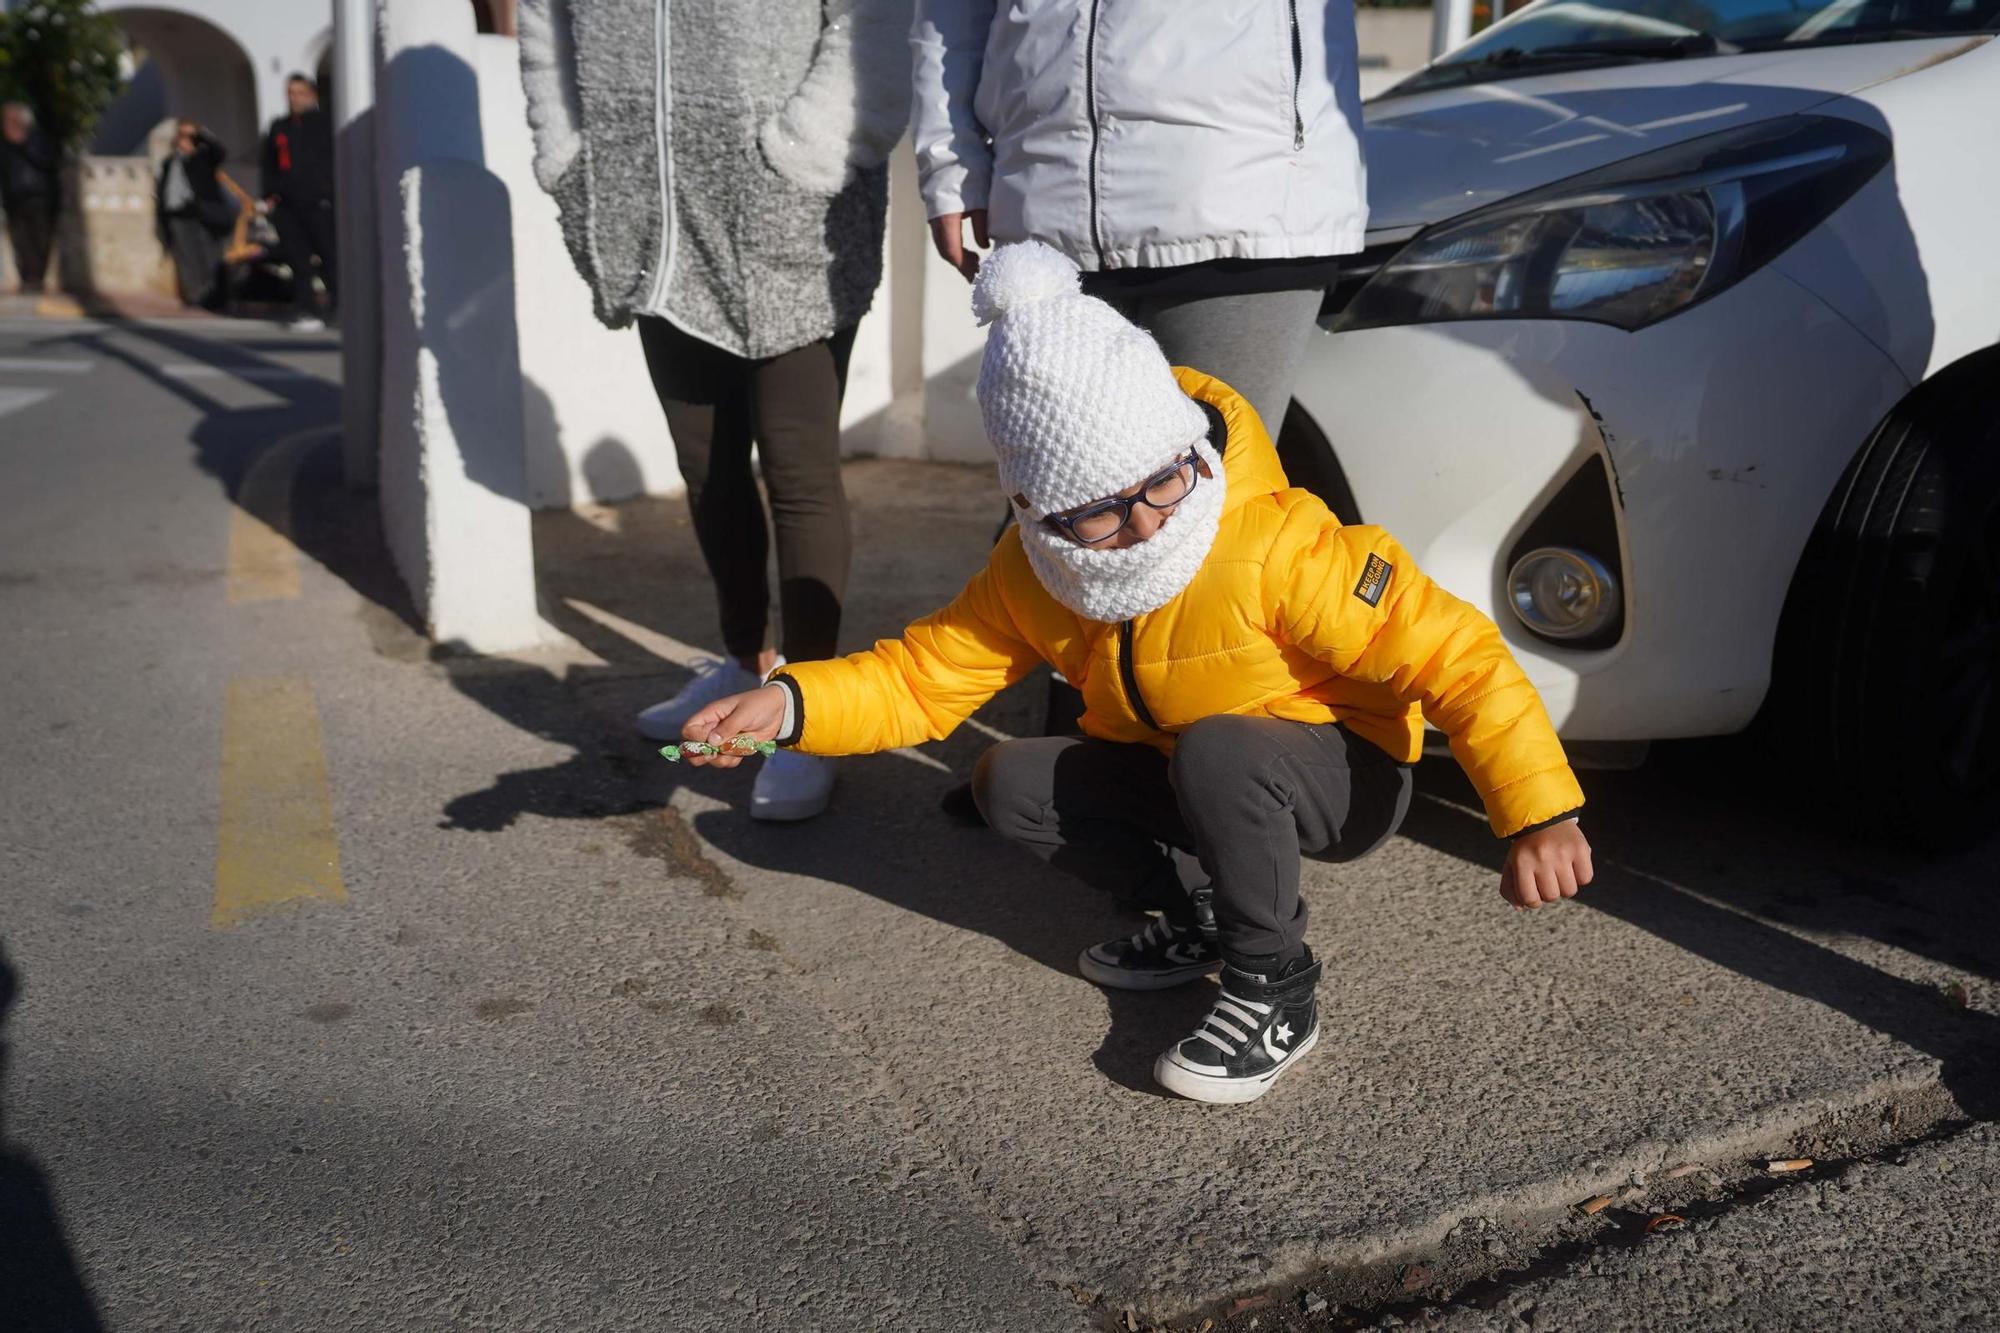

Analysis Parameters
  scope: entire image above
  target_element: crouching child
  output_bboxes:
[676,242,1593,1104]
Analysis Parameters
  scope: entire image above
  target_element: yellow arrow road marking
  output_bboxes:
[212,676,345,929]
[227,425,336,604]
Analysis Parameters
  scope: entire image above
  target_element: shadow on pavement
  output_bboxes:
[45,319,424,640]
[0,945,106,1333]
[439,467,2000,1106]
[437,484,1209,1092]
[1400,749,2000,1122]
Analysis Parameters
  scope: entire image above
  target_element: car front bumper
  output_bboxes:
[1292,264,1910,741]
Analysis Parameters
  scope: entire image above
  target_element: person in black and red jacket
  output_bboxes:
[259,73,336,330]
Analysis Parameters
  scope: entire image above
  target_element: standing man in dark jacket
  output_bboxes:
[1,102,59,295]
[156,120,235,309]
[260,73,336,330]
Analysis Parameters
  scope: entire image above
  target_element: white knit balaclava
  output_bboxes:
[972,242,1225,624]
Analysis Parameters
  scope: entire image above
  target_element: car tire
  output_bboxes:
[1777,372,2000,850]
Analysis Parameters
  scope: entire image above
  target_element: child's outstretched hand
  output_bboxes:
[1501,820,1593,910]
[679,685,788,768]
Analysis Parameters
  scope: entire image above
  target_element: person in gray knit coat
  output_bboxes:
[519,0,911,822]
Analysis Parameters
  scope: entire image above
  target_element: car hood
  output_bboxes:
[1363,37,1983,230]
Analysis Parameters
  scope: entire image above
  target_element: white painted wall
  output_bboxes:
[837,139,994,469]
[473,36,678,506]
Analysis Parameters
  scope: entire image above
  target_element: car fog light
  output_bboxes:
[1509,547,1620,642]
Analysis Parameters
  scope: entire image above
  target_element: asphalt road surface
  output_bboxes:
[1,316,1995,1332]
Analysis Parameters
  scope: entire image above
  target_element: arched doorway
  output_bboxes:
[95,7,259,182]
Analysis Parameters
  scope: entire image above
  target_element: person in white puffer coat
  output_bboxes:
[914,0,1369,474]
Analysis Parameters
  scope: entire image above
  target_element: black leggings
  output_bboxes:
[637,318,856,664]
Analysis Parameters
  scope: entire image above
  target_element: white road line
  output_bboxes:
[890,746,953,773]
[0,386,54,419]
[0,357,93,373]
[162,364,321,382]
[560,597,713,670]
[960,715,1016,744]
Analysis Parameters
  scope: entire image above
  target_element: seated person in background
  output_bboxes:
[676,242,1594,1105]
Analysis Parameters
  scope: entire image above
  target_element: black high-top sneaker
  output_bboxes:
[1078,886,1221,990]
[1154,949,1322,1104]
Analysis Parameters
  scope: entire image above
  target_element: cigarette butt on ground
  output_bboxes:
[1662,1163,1704,1180]
[1578,1194,1615,1215]
[1766,1158,1815,1172]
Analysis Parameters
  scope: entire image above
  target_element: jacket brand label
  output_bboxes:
[1353,553,1393,607]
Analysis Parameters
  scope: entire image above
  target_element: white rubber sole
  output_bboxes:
[750,765,836,822]
[750,795,831,822]
[1076,946,1222,991]
[1153,1025,1320,1104]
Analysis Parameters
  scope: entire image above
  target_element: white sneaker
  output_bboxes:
[287,315,327,332]
[636,658,764,741]
[751,749,835,822]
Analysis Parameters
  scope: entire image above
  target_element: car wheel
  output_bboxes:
[1779,374,2000,850]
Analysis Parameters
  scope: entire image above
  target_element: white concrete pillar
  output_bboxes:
[333,0,379,489]
[373,0,540,651]
[384,159,540,649]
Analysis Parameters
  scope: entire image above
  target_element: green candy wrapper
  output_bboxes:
[659,735,779,763]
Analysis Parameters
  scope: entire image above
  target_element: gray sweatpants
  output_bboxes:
[1095,288,1325,459]
[971,714,1413,963]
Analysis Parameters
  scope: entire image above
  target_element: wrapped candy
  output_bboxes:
[658,735,779,763]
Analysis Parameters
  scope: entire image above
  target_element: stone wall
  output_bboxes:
[39,156,179,299]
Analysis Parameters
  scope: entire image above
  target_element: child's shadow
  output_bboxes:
[682,736,1215,1096]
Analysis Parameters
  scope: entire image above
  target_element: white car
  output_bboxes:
[1287,5,2000,844]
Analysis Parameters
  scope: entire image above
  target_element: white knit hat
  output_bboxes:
[972,242,1226,624]
[974,242,1211,517]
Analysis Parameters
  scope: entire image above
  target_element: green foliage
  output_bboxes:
[0,0,127,147]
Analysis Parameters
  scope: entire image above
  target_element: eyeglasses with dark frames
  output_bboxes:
[1041,449,1202,547]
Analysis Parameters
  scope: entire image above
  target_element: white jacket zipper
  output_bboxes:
[644,0,678,314]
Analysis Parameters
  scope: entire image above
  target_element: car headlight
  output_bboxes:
[1333,115,1890,334]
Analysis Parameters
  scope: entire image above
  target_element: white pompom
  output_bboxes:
[971,240,1082,326]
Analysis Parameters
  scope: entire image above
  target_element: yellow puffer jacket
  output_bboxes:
[779,370,1584,837]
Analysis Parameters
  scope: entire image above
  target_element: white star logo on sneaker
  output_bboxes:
[1273,1021,1294,1047]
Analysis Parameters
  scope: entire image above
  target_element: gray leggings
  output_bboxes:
[971,715,1413,963]
[1095,287,1325,458]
